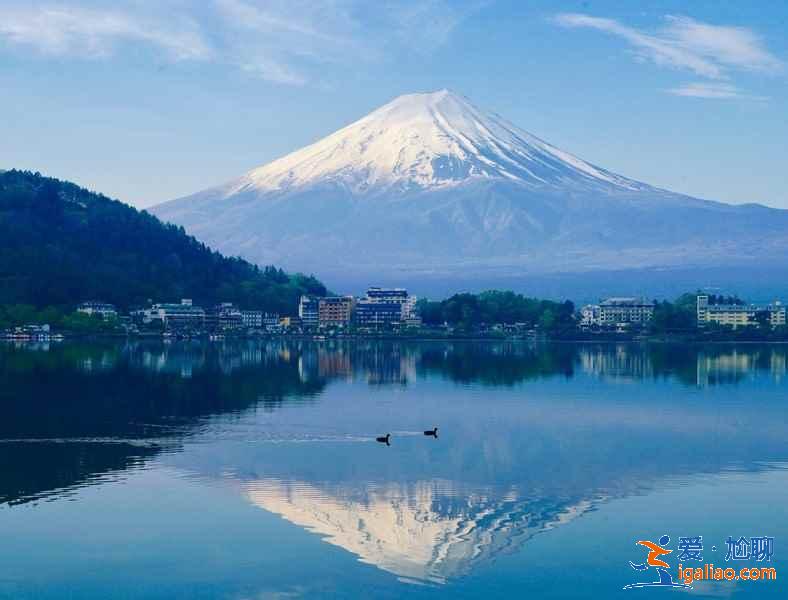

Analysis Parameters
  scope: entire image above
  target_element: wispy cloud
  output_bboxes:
[382,0,489,55]
[665,81,767,102]
[216,0,481,84]
[0,5,212,61]
[215,0,372,86]
[667,82,742,99]
[0,1,477,86]
[554,13,782,99]
[662,15,782,73]
[240,61,307,87]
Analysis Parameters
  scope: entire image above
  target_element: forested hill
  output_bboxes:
[0,170,326,312]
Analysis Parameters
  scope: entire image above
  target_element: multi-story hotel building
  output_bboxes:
[208,303,244,330]
[354,301,403,327]
[77,301,118,320]
[364,287,417,321]
[140,299,205,330]
[299,295,320,328]
[697,295,786,328]
[580,297,654,327]
[241,310,263,329]
[318,296,354,326]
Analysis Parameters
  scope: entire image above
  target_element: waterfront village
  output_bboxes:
[2,287,787,342]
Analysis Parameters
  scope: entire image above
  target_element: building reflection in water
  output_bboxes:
[8,338,788,389]
[696,348,788,386]
[578,344,654,382]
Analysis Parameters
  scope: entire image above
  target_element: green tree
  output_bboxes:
[0,170,327,314]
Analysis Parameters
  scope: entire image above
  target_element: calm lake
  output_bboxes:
[1,339,786,599]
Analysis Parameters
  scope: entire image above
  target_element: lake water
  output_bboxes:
[1,339,786,598]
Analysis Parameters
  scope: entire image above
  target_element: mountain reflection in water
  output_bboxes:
[2,339,788,586]
[244,478,591,584]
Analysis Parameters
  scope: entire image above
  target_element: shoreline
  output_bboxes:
[7,332,788,345]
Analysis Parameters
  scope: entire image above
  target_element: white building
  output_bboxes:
[697,295,786,329]
[363,287,417,322]
[140,299,205,329]
[211,303,243,330]
[241,310,263,329]
[580,297,654,328]
[77,302,117,320]
[263,313,281,332]
[579,305,601,328]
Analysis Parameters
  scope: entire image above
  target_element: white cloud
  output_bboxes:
[0,5,212,61]
[665,82,768,101]
[240,61,307,86]
[554,13,724,78]
[662,15,782,73]
[215,0,372,85]
[554,13,782,99]
[382,0,489,55]
[666,82,742,99]
[0,1,477,86]
[215,0,480,83]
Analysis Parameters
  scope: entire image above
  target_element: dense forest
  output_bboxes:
[417,291,576,333]
[649,292,698,333]
[0,170,326,314]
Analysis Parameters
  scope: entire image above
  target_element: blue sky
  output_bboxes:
[1,0,786,209]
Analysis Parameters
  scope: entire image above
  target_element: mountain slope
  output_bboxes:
[152,90,788,292]
[0,170,326,310]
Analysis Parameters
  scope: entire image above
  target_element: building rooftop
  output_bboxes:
[599,297,653,307]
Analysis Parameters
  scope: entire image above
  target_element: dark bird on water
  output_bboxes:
[424,427,438,437]
[376,433,391,445]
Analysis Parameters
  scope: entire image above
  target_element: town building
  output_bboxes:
[241,310,263,329]
[363,287,417,321]
[354,301,403,327]
[140,299,205,330]
[208,303,244,331]
[580,297,654,328]
[772,305,787,327]
[77,301,118,320]
[403,313,423,327]
[1,324,52,341]
[263,313,281,332]
[280,316,302,329]
[579,305,601,328]
[318,296,354,326]
[697,295,786,329]
[299,296,320,328]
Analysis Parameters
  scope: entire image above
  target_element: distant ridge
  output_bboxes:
[152,90,788,294]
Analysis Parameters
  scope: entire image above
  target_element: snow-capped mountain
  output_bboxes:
[152,90,788,293]
[221,89,642,195]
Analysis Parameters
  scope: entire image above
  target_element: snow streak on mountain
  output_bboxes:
[152,90,788,293]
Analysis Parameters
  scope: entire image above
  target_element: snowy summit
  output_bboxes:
[229,89,640,195]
